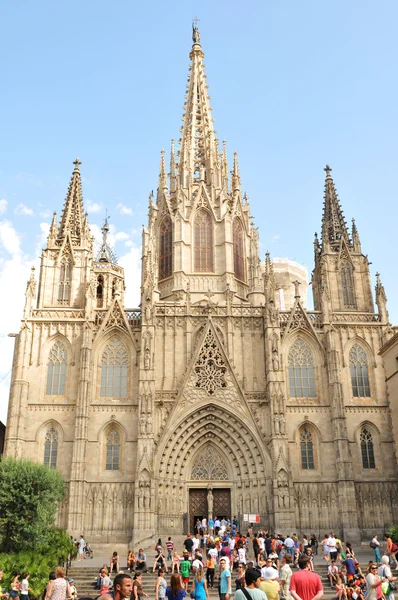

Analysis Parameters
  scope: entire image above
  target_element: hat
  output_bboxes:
[263,567,279,580]
[68,579,74,583]
[245,567,262,586]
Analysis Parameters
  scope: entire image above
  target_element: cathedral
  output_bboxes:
[4,25,398,549]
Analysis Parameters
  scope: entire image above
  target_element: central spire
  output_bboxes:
[178,23,218,189]
[321,164,350,250]
[57,158,85,245]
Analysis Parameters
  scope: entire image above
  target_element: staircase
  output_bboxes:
[68,562,343,599]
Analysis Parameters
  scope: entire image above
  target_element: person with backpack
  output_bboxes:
[385,534,398,569]
[235,567,266,600]
[370,535,381,564]
[378,556,397,600]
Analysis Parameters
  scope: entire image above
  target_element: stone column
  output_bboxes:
[68,323,92,532]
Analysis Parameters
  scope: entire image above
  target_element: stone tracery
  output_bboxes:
[194,329,227,395]
[191,444,229,480]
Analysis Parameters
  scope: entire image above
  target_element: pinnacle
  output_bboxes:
[321,165,350,250]
[57,159,85,245]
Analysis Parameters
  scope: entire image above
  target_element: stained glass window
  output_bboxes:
[106,429,120,470]
[300,428,315,469]
[58,258,72,304]
[159,217,173,280]
[341,262,355,308]
[46,341,67,395]
[233,218,245,281]
[349,344,370,397]
[288,338,316,397]
[44,428,58,469]
[97,275,104,308]
[360,428,375,469]
[100,338,128,397]
[194,209,213,272]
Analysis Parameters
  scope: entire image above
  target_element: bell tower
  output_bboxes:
[312,165,374,313]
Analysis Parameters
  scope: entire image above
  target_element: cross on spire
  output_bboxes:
[324,164,332,177]
[73,158,82,168]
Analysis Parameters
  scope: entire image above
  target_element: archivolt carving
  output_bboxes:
[191,444,229,480]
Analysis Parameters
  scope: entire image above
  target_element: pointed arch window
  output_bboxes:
[360,428,376,469]
[58,257,72,304]
[194,209,213,272]
[97,275,104,308]
[349,344,370,397]
[105,429,120,470]
[233,218,245,281]
[44,428,58,469]
[100,338,128,398]
[46,341,67,395]
[341,261,355,308]
[159,216,173,280]
[299,427,315,469]
[288,338,316,397]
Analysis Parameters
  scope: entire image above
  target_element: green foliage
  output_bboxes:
[387,525,398,543]
[0,457,65,553]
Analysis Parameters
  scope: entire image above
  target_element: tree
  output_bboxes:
[0,457,65,553]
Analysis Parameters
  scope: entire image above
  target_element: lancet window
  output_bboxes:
[288,338,316,397]
[44,428,58,469]
[341,261,355,308]
[360,428,376,469]
[100,338,128,398]
[97,275,104,308]
[233,218,245,281]
[46,341,67,396]
[105,428,120,470]
[194,209,213,272]
[58,257,72,304]
[349,344,370,397]
[159,216,173,280]
[299,427,315,470]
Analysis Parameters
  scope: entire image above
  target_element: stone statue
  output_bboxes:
[207,488,213,519]
[274,414,280,434]
[272,349,279,371]
[144,347,150,370]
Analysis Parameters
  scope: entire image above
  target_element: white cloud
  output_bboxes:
[272,234,280,240]
[0,199,7,216]
[118,246,142,307]
[114,231,130,243]
[0,220,22,255]
[86,199,102,213]
[15,203,34,216]
[39,210,51,218]
[117,203,133,216]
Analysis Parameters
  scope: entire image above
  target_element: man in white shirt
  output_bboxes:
[192,552,203,574]
[261,558,279,580]
[328,561,339,587]
[327,533,337,561]
[284,536,295,554]
[192,533,200,556]
[238,546,247,564]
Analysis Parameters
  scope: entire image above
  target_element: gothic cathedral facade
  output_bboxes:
[4,26,398,547]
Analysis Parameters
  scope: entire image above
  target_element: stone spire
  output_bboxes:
[264,251,276,301]
[178,23,219,191]
[351,218,361,252]
[57,158,85,245]
[158,149,168,194]
[47,211,58,246]
[375,272,389,323]
[96,215,117,264]
[321,165,350,251]
[231,151,241,192]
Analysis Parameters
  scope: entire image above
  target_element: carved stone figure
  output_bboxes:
[272,349,279,371]
[207,488,213,518]
[144,347,150,370]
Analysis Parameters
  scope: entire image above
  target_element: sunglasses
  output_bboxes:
[371,567,377,570]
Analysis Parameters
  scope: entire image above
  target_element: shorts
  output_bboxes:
[183,577,189,584]
[347,574,355,582]
[330,551,338,561]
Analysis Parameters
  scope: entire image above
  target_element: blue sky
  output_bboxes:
[0,0,397,421]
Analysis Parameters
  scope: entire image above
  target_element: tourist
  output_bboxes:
[132,573,149,600]
[235,564,246,591]
[99,570,112,595]
[327,533,338,562]
[136,549,147,572]
[253,535,260,564]
[68,579,77,600]
[172,551,181,574]
[96,566,109,589]
[370,535,381,564]
[9,573,20,600]
[184,535,194,555]
[214,518,221,536]
[335,576,347,600]
[155,539,164,553]
[206,553,215,589]
[192,534,201,557]
[289,556,323,600]
[235,567,266,600]
[192,552,203,574]
[191,567,208,600]
[365,564,385,600]
[208,519,214,535]
[43,573,56,600]
[279,554,293,600]
[20,572,30,600]
[304,548,314,572]
[166,537,175,561]
[99,573,133,600]
[344,554,356,583]
[180,552,192,591]
[0,570,9,599]
[261,558,278,580]
[155,568,167,600]
[328,561,339,587]
[110,551,120,574]
[166,573,187,600]
[259,566,280,600]
[127,550,136,572]
[320,535,329,564]
[153,550,167,573]
[378,556,397,600]
[219,558,231,600]
[385,535,398,569]
[45,568,71,600]
[309,535,318,556]
[78,535,86,561]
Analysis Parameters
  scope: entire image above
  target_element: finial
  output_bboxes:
[73,158,82,169]
[324,164,332,178]
[293,280,301,299]
[97,213,117,263]
[192,17,200,43]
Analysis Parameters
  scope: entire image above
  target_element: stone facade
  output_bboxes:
[4,25,398,548]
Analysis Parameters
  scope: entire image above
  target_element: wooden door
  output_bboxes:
[189,489,207,532]
[213,488,231,520]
